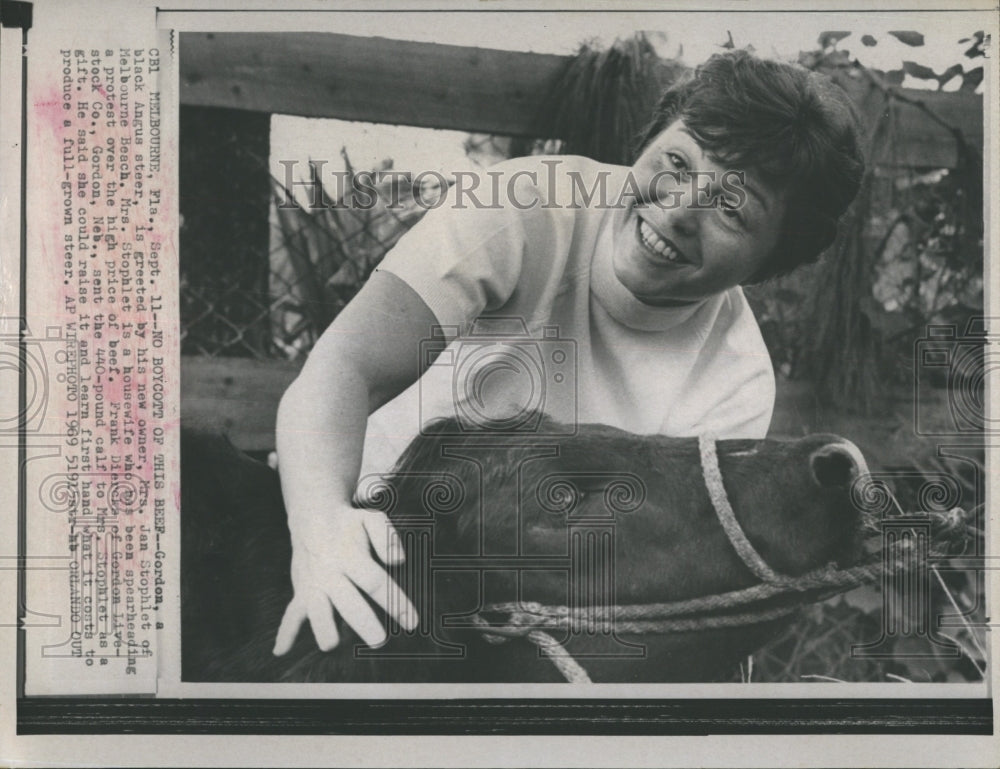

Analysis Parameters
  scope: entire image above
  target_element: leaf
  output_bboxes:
[888,30,925,47]
[962,66,983,89]
[818,30,851,48]
[937,63,964,86]
[961,31,986,59]
[861,34,878,47]
[884,69,906,86]
[901,60,937,81]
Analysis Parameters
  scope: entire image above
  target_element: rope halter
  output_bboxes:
[464,437,970,682]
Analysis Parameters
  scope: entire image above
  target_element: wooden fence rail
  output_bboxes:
[181,355,952,469]
[179,31,982,168]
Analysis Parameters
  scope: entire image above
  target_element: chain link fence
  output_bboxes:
[180,130,520,360]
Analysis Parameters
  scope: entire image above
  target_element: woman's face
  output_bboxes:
[612,119,787,306]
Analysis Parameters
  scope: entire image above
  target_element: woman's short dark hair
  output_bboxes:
[637,49,867,281]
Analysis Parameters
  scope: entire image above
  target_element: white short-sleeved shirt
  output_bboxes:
[358,156,775,479]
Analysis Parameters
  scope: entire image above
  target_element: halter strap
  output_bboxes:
[698,435,783,584]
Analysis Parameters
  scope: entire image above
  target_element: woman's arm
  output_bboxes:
[272,270,440,654]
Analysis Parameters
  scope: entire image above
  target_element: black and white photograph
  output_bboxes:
[2,0,998,765]
[176,9,989,687]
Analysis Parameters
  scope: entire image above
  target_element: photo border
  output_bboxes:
[5,0,997,748]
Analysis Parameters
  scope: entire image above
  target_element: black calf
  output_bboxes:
[182,418,867,683]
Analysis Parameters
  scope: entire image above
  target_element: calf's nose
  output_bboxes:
[808,438,869,489]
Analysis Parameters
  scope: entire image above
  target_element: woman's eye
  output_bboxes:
[666,152,687,171]
[718,197,744,223]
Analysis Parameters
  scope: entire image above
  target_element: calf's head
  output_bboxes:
[181,418,871,683]
[376,419,870,624]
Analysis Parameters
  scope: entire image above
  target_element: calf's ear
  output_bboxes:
[809,441,864,488]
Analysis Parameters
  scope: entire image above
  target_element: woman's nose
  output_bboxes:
[669,191,699,238]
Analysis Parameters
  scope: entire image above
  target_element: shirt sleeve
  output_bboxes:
[376,160,550,331]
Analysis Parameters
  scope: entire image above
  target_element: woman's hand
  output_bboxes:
[273,505,418,654]
[271,272,442,655]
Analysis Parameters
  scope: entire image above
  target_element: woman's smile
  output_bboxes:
[636,215,693,267]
